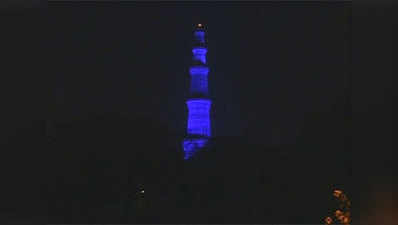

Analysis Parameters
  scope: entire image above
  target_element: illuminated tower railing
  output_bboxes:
[183,24,212,160]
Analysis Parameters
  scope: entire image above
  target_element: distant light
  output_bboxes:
[325,216,333,225]
[333,189,342,198]
[140,190,145,193]
[198,23,202,27]
[342,216,350,224]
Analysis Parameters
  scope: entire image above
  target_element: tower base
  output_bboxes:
[182,137,209,160]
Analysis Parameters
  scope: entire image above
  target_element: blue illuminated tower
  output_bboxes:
[183,24,212,159]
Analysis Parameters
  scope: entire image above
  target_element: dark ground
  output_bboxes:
[0,113,352,224]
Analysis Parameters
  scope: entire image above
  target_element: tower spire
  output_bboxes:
[182,24,212,160]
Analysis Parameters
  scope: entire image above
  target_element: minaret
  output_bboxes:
[183,24,212,159]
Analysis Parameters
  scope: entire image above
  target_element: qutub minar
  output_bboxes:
[182,24,212,159]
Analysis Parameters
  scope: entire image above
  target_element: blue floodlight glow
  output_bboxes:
[194,30,205,44]
[182,26,212,160]
[189,66,209,76]
[190,74,208,95]
[189,66,209,95]
[192,47,207,64]
[186,99,211,137]
[183,138,208,159]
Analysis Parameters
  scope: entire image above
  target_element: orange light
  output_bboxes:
[333,189,342,197]
[198,23,202,27]
[335,210,343,217]
[338,215,345,221]
[325,216,333,224]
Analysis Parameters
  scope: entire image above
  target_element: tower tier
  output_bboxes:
[186,99,211,137]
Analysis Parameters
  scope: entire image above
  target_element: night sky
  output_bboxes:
[52,2,350,145]
[3,2,397,224]
[0,2,356,223]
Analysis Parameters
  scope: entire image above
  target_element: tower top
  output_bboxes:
[193,23,206,47]
[195,23,205,30]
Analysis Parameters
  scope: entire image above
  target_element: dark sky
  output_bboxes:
[52,2,350,146]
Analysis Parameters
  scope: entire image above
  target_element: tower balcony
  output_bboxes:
[192,47,207,65]
[189,65,209,76]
